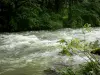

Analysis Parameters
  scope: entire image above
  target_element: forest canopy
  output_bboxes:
[0,0,100,32]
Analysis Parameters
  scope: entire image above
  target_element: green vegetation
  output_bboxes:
[45,40,100,75]
[59,60,100,75]
[44,55,100,75]
[0,0,100,32]
[67,0,100,28]
[58,23,91,55]
[44,24,100,75]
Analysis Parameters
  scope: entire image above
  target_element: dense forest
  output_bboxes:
[0,0,100,32]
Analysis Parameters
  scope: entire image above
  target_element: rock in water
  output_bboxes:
[44,68,59,75]
[91,48,100,55]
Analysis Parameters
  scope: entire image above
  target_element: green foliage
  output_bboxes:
[56,23,100,75]
[67,0,100,28]
[57,60,100,75]
[59,23,100,57]
[89,40,100,49]
[9,3,65,31]
[44,52,100,75]
[44,55,100,75]
[1,0,100,31]
[59,38,90,56]
[79,61,100,75]
[59,67,76,75]
[83,23,91,31]
[59,23,92,55]
[0,0,66,32]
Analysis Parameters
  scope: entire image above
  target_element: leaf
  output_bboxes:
[58,39,67,44]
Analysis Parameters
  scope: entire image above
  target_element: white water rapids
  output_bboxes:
[0,28,100,75]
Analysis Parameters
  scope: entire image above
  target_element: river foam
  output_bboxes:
[0,28,100,75]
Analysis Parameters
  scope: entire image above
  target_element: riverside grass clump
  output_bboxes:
[56,59,100,75]
[44,23,100,75]
[44,54,100,75]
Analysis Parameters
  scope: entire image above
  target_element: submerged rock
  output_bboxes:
[91,48,100,55]
[44,68,59,75]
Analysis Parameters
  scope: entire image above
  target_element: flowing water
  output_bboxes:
[0,28,100,75]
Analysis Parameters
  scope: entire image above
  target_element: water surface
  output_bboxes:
[0,28,100,75]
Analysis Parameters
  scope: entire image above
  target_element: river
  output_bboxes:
[0,28,100,75]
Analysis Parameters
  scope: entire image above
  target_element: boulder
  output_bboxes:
[91,48,100,55]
